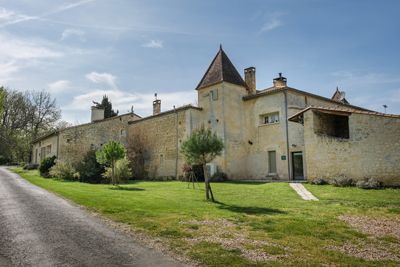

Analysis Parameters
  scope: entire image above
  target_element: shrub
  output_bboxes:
[19,162,27,168]
[76,150,105,183]
[23,163,39,170]
[356,178,382,189]
[0,155,10,165]
[39,156,56,177]
[311,178,328,185]
[331,175,354,187]
[210,171,228,182]
[103,158,132,183]
[49,161,79,181]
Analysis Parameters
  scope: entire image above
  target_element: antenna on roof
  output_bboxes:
[383,104,388,113]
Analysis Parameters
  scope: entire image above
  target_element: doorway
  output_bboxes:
[292,152,304,180]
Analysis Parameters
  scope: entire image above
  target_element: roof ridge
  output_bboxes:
[196,47,246,90]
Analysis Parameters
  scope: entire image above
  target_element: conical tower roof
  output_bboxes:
[196,46,247,90]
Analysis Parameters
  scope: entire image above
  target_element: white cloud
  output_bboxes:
[142,40,163,48]
[48,80,72,93]
[0,60,20,84]
[60,28,85,41]
[0,1,96,28]
[85,72,117,89]
[63,89,197,122]
[0,7,37,27]
[0,32,63,83]
[0,32,62,60]
[260,13,285,33]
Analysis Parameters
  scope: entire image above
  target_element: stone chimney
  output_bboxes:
[153,93,161,115]
[244,67,256,94]
[91,106,105,122]
[273,73,287,88]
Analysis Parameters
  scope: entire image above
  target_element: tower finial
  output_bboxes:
[219,44,223,50]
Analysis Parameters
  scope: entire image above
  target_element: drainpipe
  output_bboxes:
[284,90,291,180]
[175,107,179,179]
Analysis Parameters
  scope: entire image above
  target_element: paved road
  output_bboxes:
[0,167,185,267]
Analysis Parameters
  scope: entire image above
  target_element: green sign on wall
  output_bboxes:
[281,155,286,160]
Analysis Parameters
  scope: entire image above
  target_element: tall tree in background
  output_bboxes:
[181,126,224,202]
[29,91,61,140]
[0,87,61,163]
[93,95,118,118]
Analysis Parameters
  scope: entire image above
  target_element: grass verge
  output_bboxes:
[13,168,400,266]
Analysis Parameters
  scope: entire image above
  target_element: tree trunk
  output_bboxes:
[111,160,115,185]
[203,164,215,202]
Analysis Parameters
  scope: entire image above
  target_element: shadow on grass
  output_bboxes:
[109,186,145,191]
[218,181,269,185]
[215,201,286,215]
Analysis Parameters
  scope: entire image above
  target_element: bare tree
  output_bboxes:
[28,91,61,140]
[0,88,61,163]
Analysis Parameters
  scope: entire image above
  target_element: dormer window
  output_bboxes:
[261,112,280,125]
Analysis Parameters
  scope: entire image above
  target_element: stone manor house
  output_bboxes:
[32,47,400,185]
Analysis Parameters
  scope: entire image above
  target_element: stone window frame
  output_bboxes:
[260,112,280,126]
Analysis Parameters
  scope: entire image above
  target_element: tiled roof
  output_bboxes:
[331,87,349,104]
[243,86,370,112]
[128,105,202,124]
[288,106,400,122]
[196,46,247,90]
[32,112,141,144]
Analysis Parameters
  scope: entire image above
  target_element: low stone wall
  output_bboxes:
[304,111,400,186]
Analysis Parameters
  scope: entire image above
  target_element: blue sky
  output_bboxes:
[1,0,399,123]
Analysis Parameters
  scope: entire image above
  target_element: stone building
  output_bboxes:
[32,47,400,185]
[31,108,141,164]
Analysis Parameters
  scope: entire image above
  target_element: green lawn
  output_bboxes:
[13,168,400,266]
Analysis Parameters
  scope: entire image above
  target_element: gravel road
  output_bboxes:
[0,167,185,267]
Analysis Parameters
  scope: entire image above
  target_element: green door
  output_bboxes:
[292,152,304,180]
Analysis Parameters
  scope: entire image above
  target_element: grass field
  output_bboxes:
[13,168,400,266]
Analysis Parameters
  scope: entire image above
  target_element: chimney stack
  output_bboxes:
[153,93,161,115]
[244,67,256,94]
[273,73,287,88]
[91,106,105,122]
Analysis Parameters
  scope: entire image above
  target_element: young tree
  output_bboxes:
[181,126,224,202]
[93,95,118,118]
[96,140,126,185]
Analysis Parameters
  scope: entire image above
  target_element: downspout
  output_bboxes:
[175,107,179,179]
[284,90,291,180]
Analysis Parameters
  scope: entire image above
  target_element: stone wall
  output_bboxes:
[31,134,58,164]
[58,113,140,164]
[303,110,400,186]
[127,107,201,179]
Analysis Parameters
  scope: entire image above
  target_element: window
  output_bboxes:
[46,145,51,155]
[261,112,279,125]
[160,154,164,164]
[268,151,277,174]
[40,147,46,161]
[314,111,349,139]
[211,89,218,101]
[120,129,126,137]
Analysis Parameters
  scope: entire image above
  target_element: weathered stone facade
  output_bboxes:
[127,106,202,178]
[32,47,400,184]
[32,113,140,165]
[299,109,400,186]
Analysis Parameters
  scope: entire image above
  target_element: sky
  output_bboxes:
[1,0,399,123]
